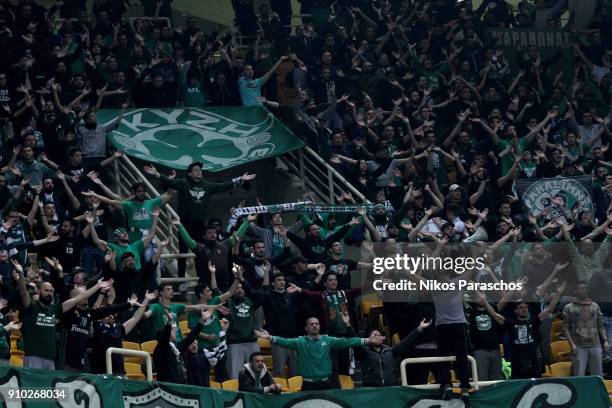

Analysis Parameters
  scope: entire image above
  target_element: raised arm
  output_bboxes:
[539,281,566,321]
[85,213,108,252]
[87,172,123,200]
[26,191,40,228]
[82,189,123,209]
[142,208,160,247]
[477,291,505,325]
[123,291,157,334]
[56,171,80,210]
[470,117,501,145]
[62,278,113,313]
[260,56,289,84]
[173,217,198,251]
[12,260,30,309]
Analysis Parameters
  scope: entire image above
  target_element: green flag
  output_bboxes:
[97,106,304,171]
[0,366,608,407]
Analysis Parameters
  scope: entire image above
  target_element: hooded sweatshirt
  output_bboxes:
[238,362,277,393]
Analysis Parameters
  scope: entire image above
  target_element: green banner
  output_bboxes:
[515,175,594,223]
[97,107,304,171]
[0,366,607,408]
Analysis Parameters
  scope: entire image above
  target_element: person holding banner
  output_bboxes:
[143,162,255,286]
[172,216,250,291]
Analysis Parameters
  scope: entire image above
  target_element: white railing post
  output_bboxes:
[398,355,500,390]
[106,348,153,381]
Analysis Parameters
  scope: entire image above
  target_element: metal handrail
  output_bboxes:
[106,348,153,381]
[400,355,504,390]
[282,146,369,204]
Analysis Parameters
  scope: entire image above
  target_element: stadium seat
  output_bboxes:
[273,377,288,391]
[10,333,21,351]
[287,376,303,392]
[10,349,24,357]
[179,320,190,335]
[122,341,143,364]
[140,340,158,355]
[550,340,571,363]
[222,379,239,391]
[338,375,354,389]
[551,320,563,333]
[9,354,23,367]
[263,355,273,370]
[603,379,612,400]
[551,330,563,342]
[210,381,221,389]
[258,337,271,354]
[124,362,145,380]
[549,362,572,377]
[361,293,383,316]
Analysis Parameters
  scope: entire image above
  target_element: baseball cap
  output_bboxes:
[120,251,136,261]
[113,227,127,237]
[449,184,463,192]
[71,266,85,274]
[271,271,286,280]
[187,162,204,173]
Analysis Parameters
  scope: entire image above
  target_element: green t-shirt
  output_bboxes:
[148,303,186,343]
[22,301,62,359]
[227,297,257,342]
[108,240,145,271]
[188,296,222,350]
[121,197,162,242]
[499,137,529,175]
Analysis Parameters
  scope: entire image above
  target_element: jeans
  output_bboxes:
[271,343,298,377]
[572,346,603,376]
[604,315,612,363]
[24,356,55,370]
[143,239,157,263]
[473,349,502,381]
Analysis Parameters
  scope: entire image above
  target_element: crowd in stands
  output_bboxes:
[0,0,609,400]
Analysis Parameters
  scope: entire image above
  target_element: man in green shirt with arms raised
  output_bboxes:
[87,208,159,271]
[255,316,384,391]
[83,183,171,261]
[144,283,229,343]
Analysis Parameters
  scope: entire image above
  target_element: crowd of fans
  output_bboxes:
[0,0,609,400]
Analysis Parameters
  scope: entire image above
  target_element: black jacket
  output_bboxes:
[184,323,228,387]
[153,320,202,384]
[238,363,277,393]
[287,224,351,263]
[242,281,300,337]
[154,320,228,385]
[354,328,422,387]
